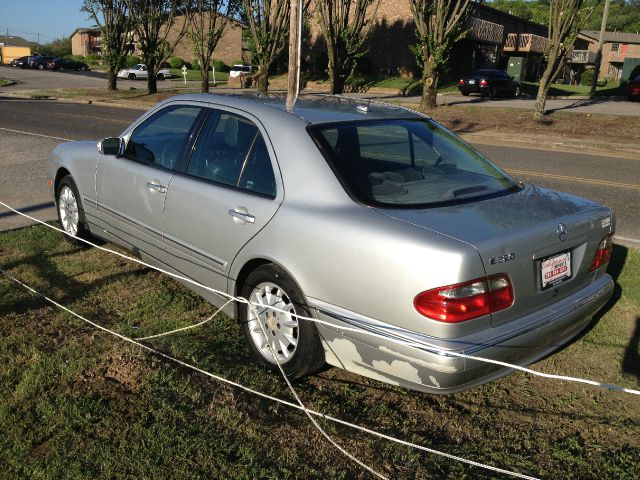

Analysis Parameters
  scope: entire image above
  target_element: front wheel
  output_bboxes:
[128,73,135,80]
[514,86,521,97]
[240,264,325,379]
[157,73,165,80]
[56,176,90,245]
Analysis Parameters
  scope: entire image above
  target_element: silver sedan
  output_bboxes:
[47,94,614,393]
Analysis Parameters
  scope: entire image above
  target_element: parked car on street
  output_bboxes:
[47,57,90,72]
[10,56,30,68]
[628,75,640,101]
[458,69,520,98]
[229,64,253,77]
[47,94,614,394]
[117,64,172,80]
[29,55,55,70]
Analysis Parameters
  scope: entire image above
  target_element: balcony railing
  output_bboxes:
[503,33,548,53]
[465,17,504,45]
[571,49,596,64]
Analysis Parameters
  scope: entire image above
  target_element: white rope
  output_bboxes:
[1,200,639,398]
[0,267,539,480]
[135,299,234,341]
[250,305,387,480]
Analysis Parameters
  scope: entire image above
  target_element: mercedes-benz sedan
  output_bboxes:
[47,94,614,393]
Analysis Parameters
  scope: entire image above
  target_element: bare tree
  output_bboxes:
[316,0,380,94]
[125,0,189,94]
[185,0,238,93]
[533,0,596,119]
[82,0,133,91]
[410,0,477,109]
[242,0,290,92]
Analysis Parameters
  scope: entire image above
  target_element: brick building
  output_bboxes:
[70,14,244,66]
[71,28,102,57]
[306,1,548,81]
[572,30,640,82]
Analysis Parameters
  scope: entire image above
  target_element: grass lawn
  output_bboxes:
[520,81,627,97]
[0,78,11,87]
[0,224,638,479]
[169,68,229,83]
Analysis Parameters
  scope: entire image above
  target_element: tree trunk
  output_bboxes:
[420,57,439,110]
[257,63,269,93]
[533,64,554,120]
[200,58,210,94]
[147,74,158,95]
[107,68,118,91]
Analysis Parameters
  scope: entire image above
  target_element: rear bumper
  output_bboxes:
[313,274,614,394]
[458,85,489,95]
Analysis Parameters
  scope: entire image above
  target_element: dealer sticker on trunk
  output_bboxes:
[541,251,572,289]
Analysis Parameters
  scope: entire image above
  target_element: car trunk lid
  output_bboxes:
[375,184,614,326]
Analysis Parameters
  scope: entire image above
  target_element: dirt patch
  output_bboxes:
[103,354,152,392]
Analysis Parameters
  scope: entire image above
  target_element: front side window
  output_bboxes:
[186,110,277,197]
[125,105,202,170]
[309,119,519,208]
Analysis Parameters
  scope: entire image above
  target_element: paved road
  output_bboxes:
[0,65,197,93]
[3,66,640,117]
[0,99,638,247]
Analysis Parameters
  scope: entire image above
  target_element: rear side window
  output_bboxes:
[309,119,519,208]
[186,110,276,197]
[125,105,202,169]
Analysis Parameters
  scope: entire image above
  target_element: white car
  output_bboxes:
[229,64,252,78]
[117,64,173,81]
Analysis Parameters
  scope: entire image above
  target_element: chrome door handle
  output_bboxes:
[146,182,167,193]
[228,209,255,224]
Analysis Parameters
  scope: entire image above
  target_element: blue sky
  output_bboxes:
[0,0,93,44]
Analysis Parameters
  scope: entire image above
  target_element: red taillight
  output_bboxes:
[480,79,488,86]
[458,79,465,85]
[589,234,614,272]
[414,274,514,323]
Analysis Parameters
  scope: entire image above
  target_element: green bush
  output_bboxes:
[169,56,189,69]
[192,58,200,70]
[85,54,101,65]
[580,68,595,86]
[212,59,230,72]
[125,55,142,68]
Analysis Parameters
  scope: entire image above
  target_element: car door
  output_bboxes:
[163,108,283,298]
[96,104,204,264]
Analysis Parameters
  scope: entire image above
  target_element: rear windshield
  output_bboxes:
[308,119,519,208]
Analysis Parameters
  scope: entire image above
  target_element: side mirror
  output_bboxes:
[97,137,122,156]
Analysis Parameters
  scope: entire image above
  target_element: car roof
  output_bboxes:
[159,93,427,126]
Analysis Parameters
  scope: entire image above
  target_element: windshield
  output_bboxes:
[308,118,520,208]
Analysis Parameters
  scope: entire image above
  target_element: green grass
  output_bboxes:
[0,224,638,479]
[169,68,229,83]
[521,81,627,97]
[0,78,11,87]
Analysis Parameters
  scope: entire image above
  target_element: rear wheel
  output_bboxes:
[489,86,498,98]
[514,86,520,97]
[38,64,44,70]
[461,91,470,96]
[56,176,90,246]
[240,264,324,379]
[157,73,165,80]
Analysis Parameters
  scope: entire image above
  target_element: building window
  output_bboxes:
[611,43,620,52]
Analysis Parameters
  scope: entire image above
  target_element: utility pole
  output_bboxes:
[286,0,303,111]
[590,0,611,98]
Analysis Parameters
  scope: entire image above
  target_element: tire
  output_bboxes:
[157,73,164,80]
[239,264,325,379]
[514,86,520,98]
[128,73,135,80]
[38,64,44,70]
[489,86,498,98]
[461,91,470,96]
[59,66,64,72]
[56,176,90,246]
